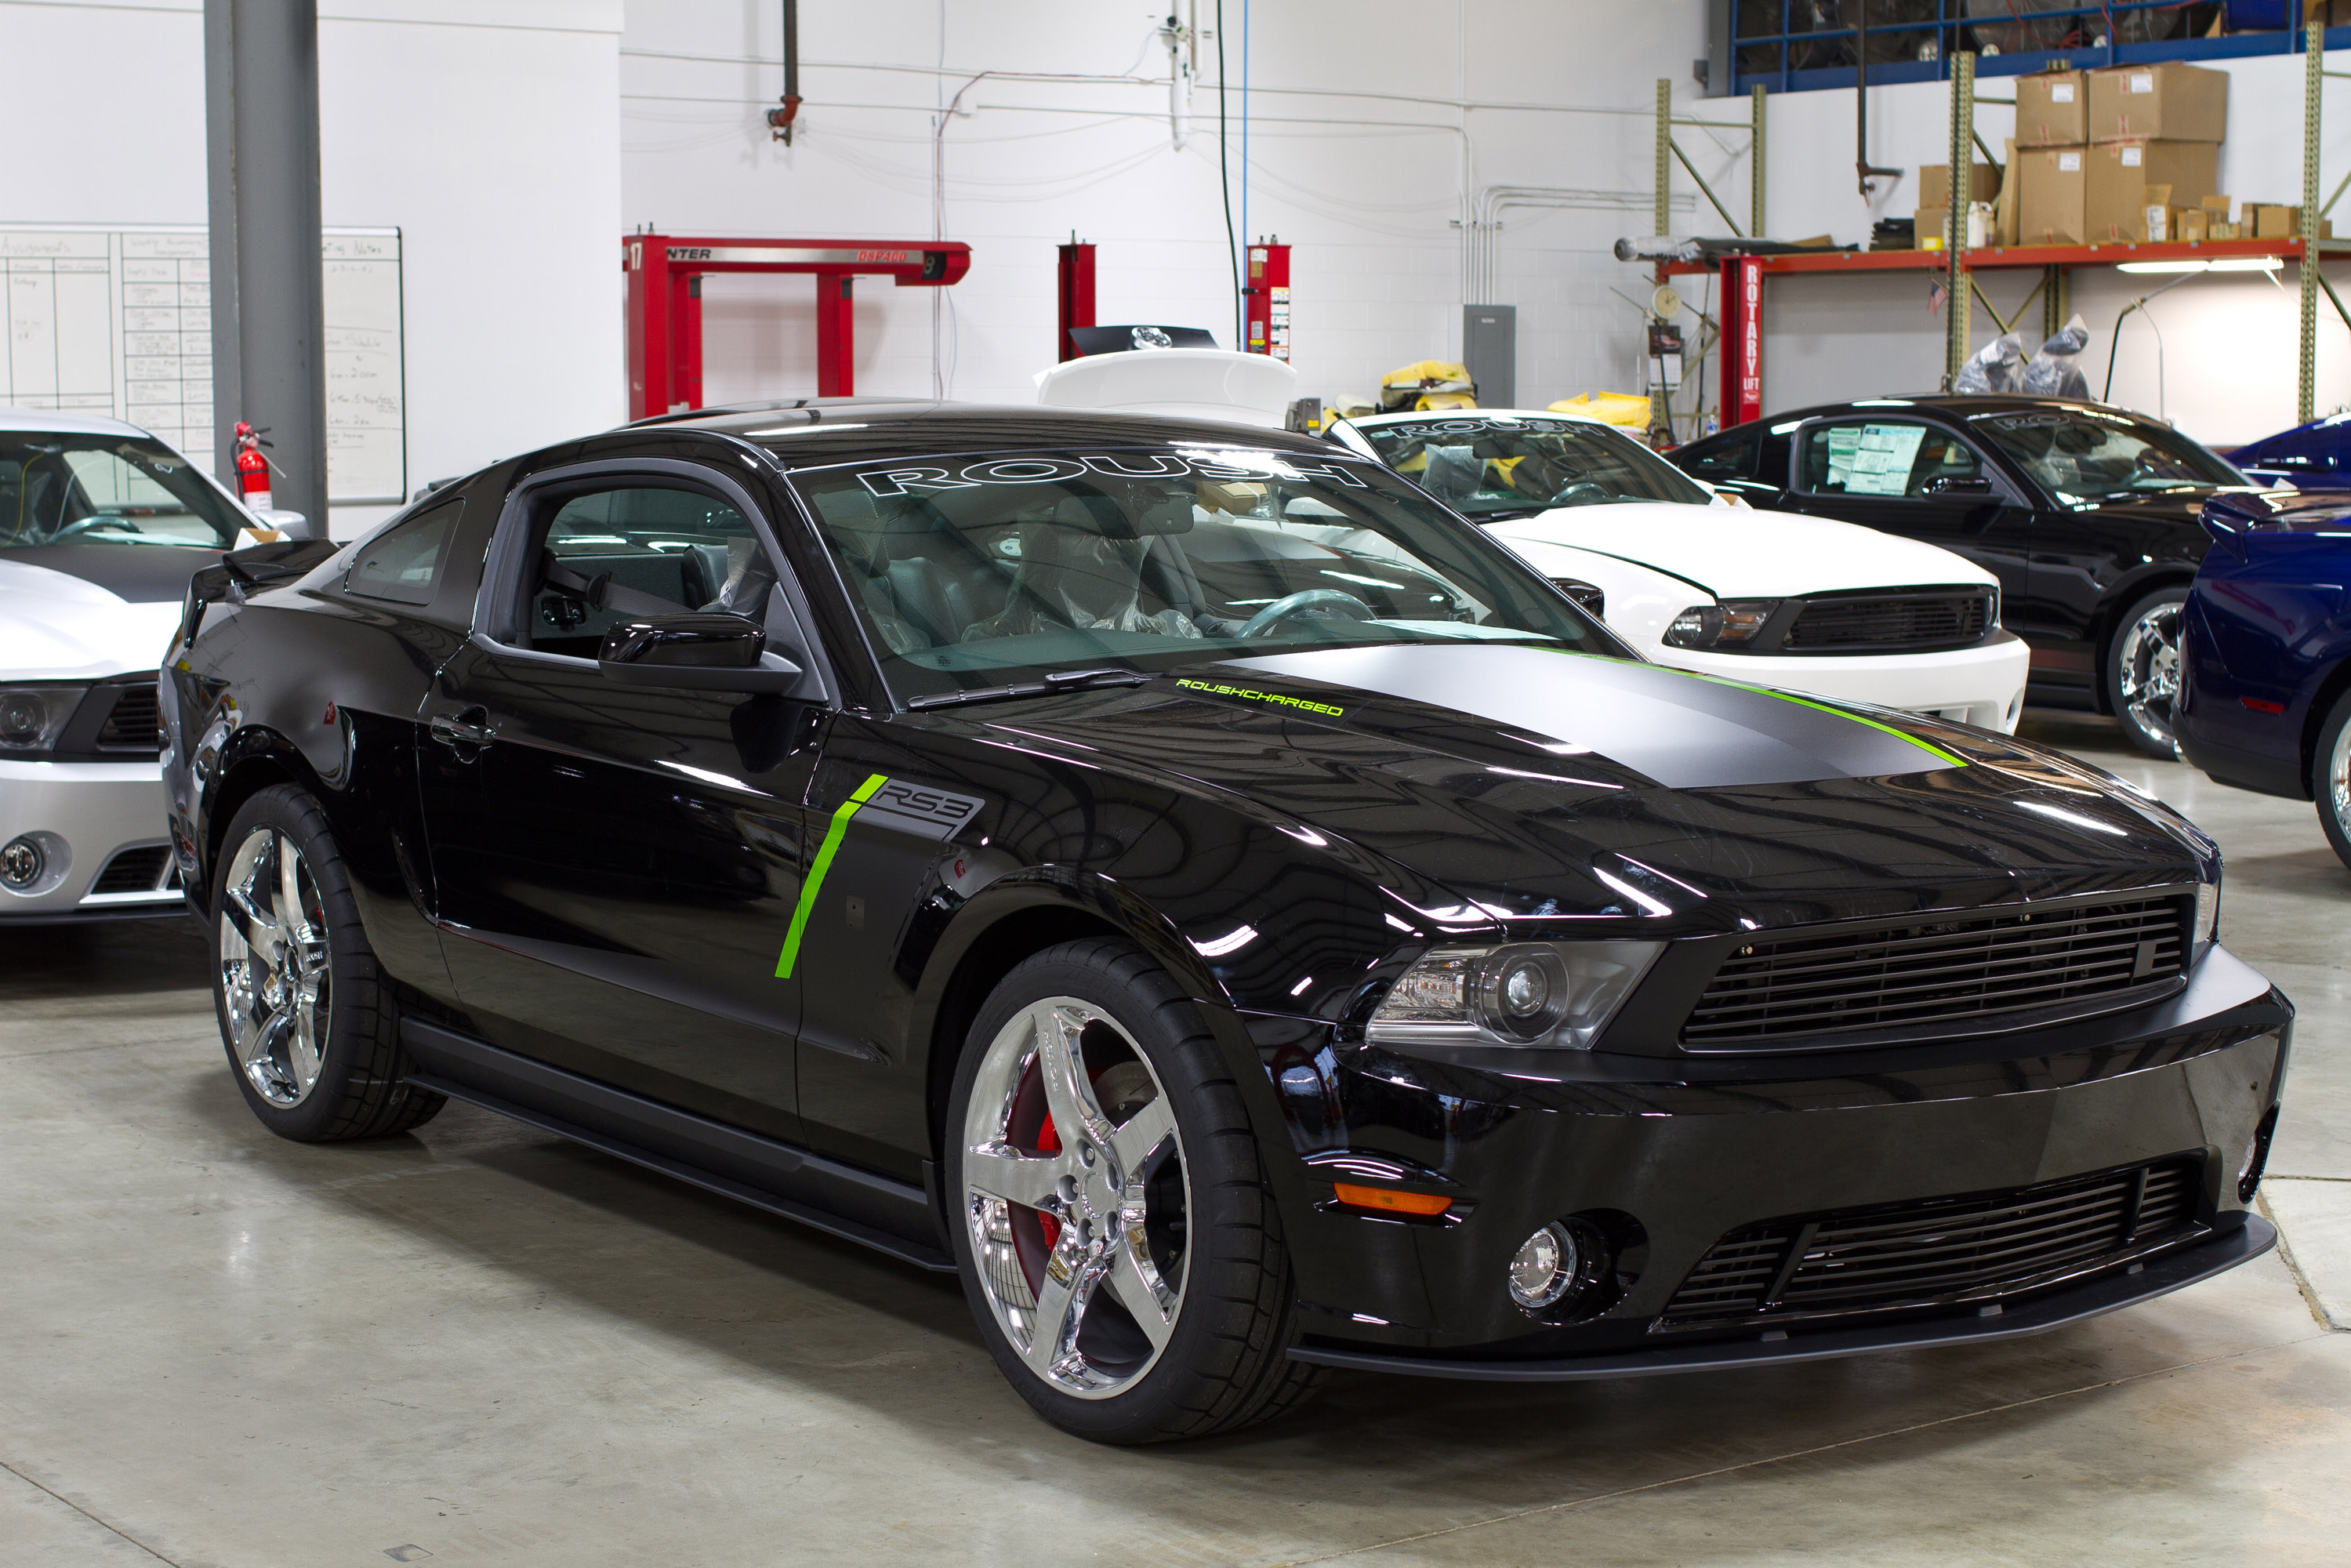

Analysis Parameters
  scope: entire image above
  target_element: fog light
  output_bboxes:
[1507,1221,1580,1311]
[0,836,45,890]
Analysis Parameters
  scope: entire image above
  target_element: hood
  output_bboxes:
[992,641,2199,933]
[1482,503,1995,598]
[0,557,188,680]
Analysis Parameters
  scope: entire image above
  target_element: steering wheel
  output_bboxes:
[49,514,139,542]
[1238,589,1377,638]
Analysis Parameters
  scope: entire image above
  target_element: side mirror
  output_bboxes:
[598,613,803,692]
[1921,474,1994,497]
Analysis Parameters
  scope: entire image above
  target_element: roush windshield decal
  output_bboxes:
[853,450,1368,498]
[1221,642,1966,790]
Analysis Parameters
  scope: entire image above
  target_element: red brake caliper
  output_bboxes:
[1034,1109,1063,1249]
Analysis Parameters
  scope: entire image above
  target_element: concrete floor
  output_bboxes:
[3,714,2347,1568]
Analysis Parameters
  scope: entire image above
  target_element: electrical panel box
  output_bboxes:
[1463,304,1515,410]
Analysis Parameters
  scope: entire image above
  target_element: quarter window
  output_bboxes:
[344,500,461,605]
[1796,422,1984,499]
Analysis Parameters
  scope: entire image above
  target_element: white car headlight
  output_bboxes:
[0,685,87,753]
[1369,941,1663,1049]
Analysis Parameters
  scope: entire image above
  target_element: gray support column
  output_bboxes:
[205,0,328,536]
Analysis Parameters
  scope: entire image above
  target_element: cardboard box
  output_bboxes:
[1916,204,1947,250]
[1920,162,2001,211]
[2254,204,2297,238]
[2178,207,2208,243]
[2145,205,2189,243]
[2086,140,2219,241]
[2201,194,2233,220]
[2017,146,2088,245]
[2090,63,2228,143]
[2016,70,2088,147]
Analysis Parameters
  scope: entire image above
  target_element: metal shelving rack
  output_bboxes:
[1654,27,2351,430]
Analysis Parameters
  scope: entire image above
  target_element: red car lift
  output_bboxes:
[622,234,972,418]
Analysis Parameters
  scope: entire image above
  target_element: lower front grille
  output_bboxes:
[1660,1157,2204,1328]
[1783,589,1993,652]
[88,845,176,897]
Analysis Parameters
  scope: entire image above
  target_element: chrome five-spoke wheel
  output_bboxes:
[218,825,332,1107]
[2113,594,2186,757]
[960,996,1188,1399]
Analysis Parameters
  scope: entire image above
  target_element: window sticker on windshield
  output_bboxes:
[854,452,1366,498]
[1826,423,1927,497]
[1176,678,1346,718]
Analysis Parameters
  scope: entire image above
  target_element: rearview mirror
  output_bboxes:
[598,613,803,692]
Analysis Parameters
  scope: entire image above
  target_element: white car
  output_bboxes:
[2,409,270,923]
[1328,409,2031,732]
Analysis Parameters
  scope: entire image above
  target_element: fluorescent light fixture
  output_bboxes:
[2115,257,2283,276]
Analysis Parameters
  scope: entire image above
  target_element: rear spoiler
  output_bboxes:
[179,538,343,647]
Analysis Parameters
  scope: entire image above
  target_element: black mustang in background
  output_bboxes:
[1674,396,2262,758]
[163,399,2286,1444]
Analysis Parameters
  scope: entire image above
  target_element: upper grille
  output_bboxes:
[1660,1157,2202,1328]
[1682,895,2188,1047]
[96,682,161,751]
[1783,590,1992,652]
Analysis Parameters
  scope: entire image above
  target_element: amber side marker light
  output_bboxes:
[1333,1182,1453,1217]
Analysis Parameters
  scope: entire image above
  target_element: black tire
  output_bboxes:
[944,938,1326,1444]
[210,783,444,1142]
[2317,689,2351,873]
[2106,586,2190,760]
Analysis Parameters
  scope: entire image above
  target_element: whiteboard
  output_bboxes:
[0,225,405,505]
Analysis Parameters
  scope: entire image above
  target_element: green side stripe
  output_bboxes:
[775,772,889,980]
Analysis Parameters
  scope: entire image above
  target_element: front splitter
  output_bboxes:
[1289,1215,2275,1381]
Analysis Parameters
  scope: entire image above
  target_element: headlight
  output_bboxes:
[1368,941,1663,1049]
[1662,600,1780,651]
[0,686,86,753]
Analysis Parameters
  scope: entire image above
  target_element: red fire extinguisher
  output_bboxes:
[233,422,276,512]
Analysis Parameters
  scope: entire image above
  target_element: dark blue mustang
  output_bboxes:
[2177,490,2351,869]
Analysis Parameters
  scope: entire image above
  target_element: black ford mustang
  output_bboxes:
[162,400,2288,1445]
[1674,396,2261,759]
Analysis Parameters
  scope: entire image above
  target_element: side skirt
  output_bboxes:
[399,1018,953,1273]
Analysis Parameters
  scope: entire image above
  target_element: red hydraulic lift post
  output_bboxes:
[1243,239,1290,359]
[1720,255,1764,429]
[1056,240,1097,362]
[622,234,973,418]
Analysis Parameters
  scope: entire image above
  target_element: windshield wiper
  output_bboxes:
[905,667,1155,711]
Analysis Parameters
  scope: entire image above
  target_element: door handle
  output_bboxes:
[429,707,495,751]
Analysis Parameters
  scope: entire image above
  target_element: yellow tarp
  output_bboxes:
[1549,392,1653,430]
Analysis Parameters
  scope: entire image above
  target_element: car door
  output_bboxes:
[415,458,835,1141]
[1783,416,2044,632]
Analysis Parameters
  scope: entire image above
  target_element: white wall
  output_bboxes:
[1737,50,2351,446]
[619,1,1710,418]
[1,0,624,538]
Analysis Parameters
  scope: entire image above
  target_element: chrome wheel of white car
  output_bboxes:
[960,995,1187,1400]
[2110,589,2187,759]
[219,823,332,1107]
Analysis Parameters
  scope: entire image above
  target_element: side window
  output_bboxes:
[1796,422,1983,499]
[526,484,763,658]
[1678,430,1756,481]
[344,500,462,605]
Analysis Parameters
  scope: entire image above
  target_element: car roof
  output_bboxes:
[628,397,1348,468]
[1704,395,2146,442]
[0,406,159,441]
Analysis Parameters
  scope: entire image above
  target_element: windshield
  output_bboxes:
[787,445,1620,704]
[1,434,243,550]
[1970,408,2244,503]
[1353,415,1713,516]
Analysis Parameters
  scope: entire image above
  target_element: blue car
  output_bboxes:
[2226,414,2351,491]
[2176,490,2351,869]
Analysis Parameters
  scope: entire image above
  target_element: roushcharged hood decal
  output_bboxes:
[1217,642,1962,789]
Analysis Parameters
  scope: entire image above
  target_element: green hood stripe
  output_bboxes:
[775,772,889,980]
[1680,671,1972,768]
